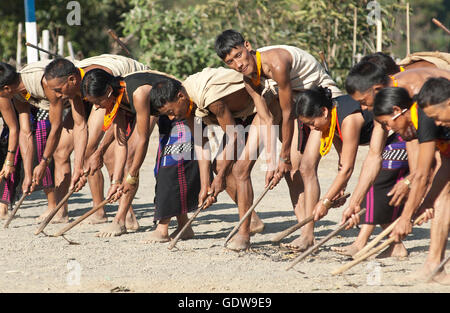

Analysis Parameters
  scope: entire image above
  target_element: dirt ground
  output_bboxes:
[0,127,449,294]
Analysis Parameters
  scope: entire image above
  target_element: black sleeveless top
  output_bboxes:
[334,95,373,145]
[122,72,170,115]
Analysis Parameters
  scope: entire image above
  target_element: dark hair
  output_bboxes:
[0,62,19,88]
[416,77,450,109]
[215,29,246,59]
[81,68,123,98]
[44,58,78,81]
[148,77,183,115]
[373,87,413,117]
[360,52,400,76]
[293,86,333,118]
[345,61,390,95]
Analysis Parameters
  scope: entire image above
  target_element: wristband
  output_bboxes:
[41,156,52,165]
[322,198,332,209]
[111,179,121,185]
[279,156,291,165]
[7,150,15,154]
[403,178,411,189]
[126,173,139,185]
[4,160,14,167]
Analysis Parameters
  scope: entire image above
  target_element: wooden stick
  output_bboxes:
[168,203,206,250]
[331,211,428,276]
[26,42,61,58]
[271,193,350,243]
[34,187,75,235]
[4,193,28,229]
[224,181,273,246]
[53,197,111,237]
[426,254,450,282]
[35,172,88,235]
[432,18,450,35]
[352,217,400,259]
[285,209,366,271]
[107,29,134,58]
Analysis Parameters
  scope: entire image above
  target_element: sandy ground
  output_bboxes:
[0,127,449,294]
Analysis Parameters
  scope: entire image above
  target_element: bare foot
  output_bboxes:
[51,214,69,224]
[170,225,194,241]
[332,243,363,257]
[376,242,408,259]
[250,212,264,236]
[226,233,250,252]
[83,211,108,225]
[96,222,127,238]
[433,272,450,285]
[125,209,140,232]
[0,212,8,220]
[36,208,54,223]
[280,235,314,252]
[403,262,440,283]
[142,229,170,243]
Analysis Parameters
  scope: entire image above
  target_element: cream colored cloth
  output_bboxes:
[257,45,343,99]
[77,54,148,76]
[183,67,256,125]
[399,51,450,71]
[17,59,54,110]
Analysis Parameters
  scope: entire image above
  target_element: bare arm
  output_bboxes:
[341,120,387,227]
[314,114,363,221]
[13,99,35,193]
[207,100,238,197]
[243,79,277,186]
[0,98,19,179]
[390,140,436,242]
[68,95,88,190]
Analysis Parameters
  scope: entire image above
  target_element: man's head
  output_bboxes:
[0,62,20,99]
[346,61,390,110]
[149,77,189,120]
[81,68,123,113]
[44,58,80,100]
[215,29,256,77]
[373,87,415,140]
[416,77,450,127]
[360,52,400,76]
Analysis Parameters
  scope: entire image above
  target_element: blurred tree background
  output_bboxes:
[0,0,448,87]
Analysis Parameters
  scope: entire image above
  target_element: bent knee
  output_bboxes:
[231,161,252,181]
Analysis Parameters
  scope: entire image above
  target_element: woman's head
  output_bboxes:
[81,69,123,112]
[293,86,333,132]
[373,87,415,139]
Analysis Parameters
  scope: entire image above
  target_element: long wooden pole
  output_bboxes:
[168,203,206,250]
[4,193,28,228]
[107,29,134,58]
[271,193,350,243]
[352,217,400,259]
[331,211,429,275]
[432,18,450,35]
[224,182,273,246]
[286,209,367,271]
[35,172,88,235]
[54,197,111,237]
